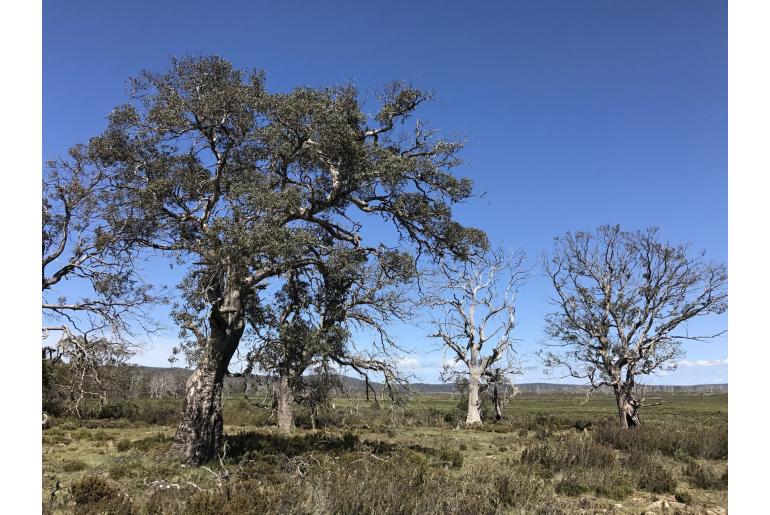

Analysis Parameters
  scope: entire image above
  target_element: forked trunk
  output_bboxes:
[170,287,245,464]
[276,374,295,432]
[614,388,641,429]
[465,371,482,425]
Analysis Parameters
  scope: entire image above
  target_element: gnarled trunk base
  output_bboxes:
[615,390,641,429]
[170,286,245,464]
[169,364,225,464]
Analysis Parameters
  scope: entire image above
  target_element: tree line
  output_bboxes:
[42,56,727,464]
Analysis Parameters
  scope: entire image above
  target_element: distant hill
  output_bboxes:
[126,365,727,395]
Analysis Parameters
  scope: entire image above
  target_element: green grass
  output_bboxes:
[42,392,727,514]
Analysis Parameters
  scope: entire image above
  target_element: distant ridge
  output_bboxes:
[125,365,727,394]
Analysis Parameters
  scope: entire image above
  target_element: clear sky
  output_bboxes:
[43,0,727,384]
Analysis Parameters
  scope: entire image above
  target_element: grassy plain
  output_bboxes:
[42,392,727,514]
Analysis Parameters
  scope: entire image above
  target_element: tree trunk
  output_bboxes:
[276,374,295,432]
[465,371,482,425]
[170,287,245,464]
[614,389,641,429]
[493,384,503,421]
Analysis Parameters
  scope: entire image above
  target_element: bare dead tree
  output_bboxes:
[542,225,727,428]
[149,373,180,399]
[427,247,528,424]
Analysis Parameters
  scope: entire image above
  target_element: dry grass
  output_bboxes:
[42,392,727,514]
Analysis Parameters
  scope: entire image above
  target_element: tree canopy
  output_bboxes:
[70,55,486,462]
[542,225,727,427]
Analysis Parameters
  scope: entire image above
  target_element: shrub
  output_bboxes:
[108,460,146,480]
[70,476,117,505]
[71,429,91,440]
[593,420,727,460]
[556,474,588,496]
[675,488,694,504]
[492,469,550,509]
[437,447,463,469]
[62,459,87,472]
[69,475,134,514]
[593,472,634,500]
[685,461,728,490]
[116,439,131,452]
[632,453,677,494]
[95,402,139,420]
[44,433,72,446]
[522,436,615,470]
[92,430,111,441]
[133,433,171,452]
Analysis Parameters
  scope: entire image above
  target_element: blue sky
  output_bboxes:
[43,0,727,384]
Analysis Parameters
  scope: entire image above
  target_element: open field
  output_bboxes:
[42,392,727,514]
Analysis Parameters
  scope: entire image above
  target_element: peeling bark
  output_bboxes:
[170,287,244,464]
[169,359,226,463]
[276,374,295,433]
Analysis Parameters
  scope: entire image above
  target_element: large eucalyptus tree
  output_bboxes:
[83,56,486,463]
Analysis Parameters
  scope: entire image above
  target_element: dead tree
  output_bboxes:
[428,248,527,424]
[542,225,727,428]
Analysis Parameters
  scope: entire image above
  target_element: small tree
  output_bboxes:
[294,365,342,430]
[542,225,727,428]
[246,248,416,432]
[428,248,527,424]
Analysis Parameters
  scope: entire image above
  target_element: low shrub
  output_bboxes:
[522,436,615,470]
[62,459,88,472]
[133,433,171,452]
[685,460,728,490]
[591,470,634,500]
[556,474,588,496]
[593,420,727,460]
[92,430,111,441]
[675,487,694,504]
[631,453,677,494]
[69,475,134,514]
[44,433,72,446]
[437,446,463,469]
[107,459,146,480]
[71,429,91,441]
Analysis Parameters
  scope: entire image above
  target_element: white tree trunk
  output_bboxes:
[465,371,482,425]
